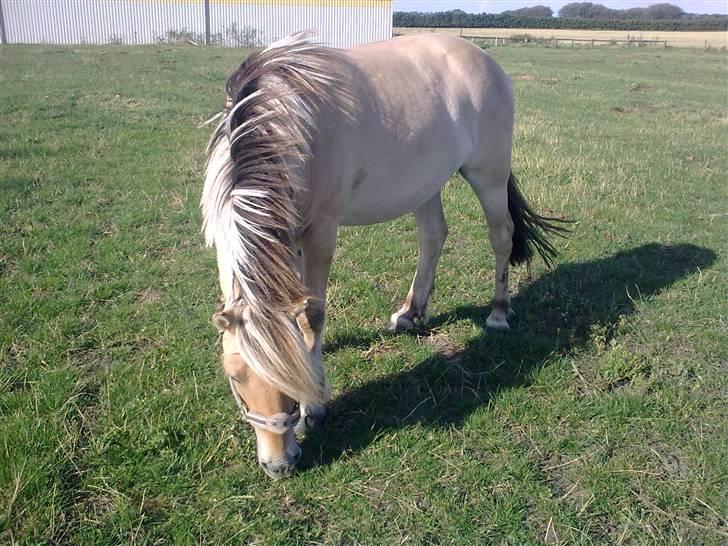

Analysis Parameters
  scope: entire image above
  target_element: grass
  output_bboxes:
[1,42,726,544]
[395,27,728,48]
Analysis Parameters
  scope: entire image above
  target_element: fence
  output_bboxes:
[0,0,393,48]
[461,33,668,48]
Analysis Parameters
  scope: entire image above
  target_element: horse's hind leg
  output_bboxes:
[459,166,514,331]
[388,192,448,332]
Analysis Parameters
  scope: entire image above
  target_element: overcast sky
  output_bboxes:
[392,0,728,15]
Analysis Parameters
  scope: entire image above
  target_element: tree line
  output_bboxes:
[557,2,723,20]
[394,3,728,32]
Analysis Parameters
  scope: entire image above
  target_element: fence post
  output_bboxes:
[0,0,8,45]
[204,0,210,45]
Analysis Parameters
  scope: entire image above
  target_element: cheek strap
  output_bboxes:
[227,374,301,435]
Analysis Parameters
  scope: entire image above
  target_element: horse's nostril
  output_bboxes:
[259,459,297,479]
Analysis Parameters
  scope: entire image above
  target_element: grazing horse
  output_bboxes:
[202,32,567,479]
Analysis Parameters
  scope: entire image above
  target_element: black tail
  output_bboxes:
[507,171,571,268]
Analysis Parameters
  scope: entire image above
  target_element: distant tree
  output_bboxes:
[559,2,616,19]
[642,3,685,19]
[559,2,687,20]
[501,5,553,18]
[621,7,647,19]
[449,9,469,26]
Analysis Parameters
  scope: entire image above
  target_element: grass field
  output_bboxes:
[395,27,728,48]
[1,42,727,544]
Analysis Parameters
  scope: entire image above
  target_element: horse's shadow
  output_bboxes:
[300,243,716,469]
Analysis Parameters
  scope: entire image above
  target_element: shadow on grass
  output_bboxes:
[301,243,716,469]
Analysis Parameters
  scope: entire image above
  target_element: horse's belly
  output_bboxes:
[338,170,454,226]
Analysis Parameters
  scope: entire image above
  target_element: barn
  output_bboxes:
[0,0,394,48]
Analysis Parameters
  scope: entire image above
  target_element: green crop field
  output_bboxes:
[1,43,726,544]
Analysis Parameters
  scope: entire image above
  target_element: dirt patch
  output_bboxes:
[421,331,464,360]
[650,444,688,479]
[570,362,601,399]
[610,104,661,116]
[135,288,163,305]
[76,349,112,372]
[360,339,404,361]
[0,252,18,277]
[98,94,148,111]
[83,493,115,520]
[629,82,653,93]
[540,451,593,512]
[514,74,559,85]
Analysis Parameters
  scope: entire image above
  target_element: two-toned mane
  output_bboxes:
[202,35,341,407]
[202,32,569,479]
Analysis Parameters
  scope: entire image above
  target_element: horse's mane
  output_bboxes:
[201,32,340,405]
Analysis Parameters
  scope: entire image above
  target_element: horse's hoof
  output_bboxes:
[387,312,415,333]
[388,309,429,333]
[295,404,327,434]
[486,314,511,332]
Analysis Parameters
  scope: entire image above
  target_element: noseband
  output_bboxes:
[224,357,301,434]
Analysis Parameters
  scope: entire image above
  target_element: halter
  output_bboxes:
[224,353,301,434]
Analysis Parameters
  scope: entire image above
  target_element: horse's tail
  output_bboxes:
[201,33,338,406]
[507,171,571,268]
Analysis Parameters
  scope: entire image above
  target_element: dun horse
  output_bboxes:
[202,32,567,479]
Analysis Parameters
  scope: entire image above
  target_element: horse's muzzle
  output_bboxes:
[260,450,301,480]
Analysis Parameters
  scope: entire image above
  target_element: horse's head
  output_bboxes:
[213,299,327,479]
[221,351,301,479]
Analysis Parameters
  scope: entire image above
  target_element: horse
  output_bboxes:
[201,32,568,479]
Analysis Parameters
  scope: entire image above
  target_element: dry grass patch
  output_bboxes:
[395,27,728,48]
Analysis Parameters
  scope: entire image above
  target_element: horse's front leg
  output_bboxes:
[388,192,448,332]
[295,218,338,433]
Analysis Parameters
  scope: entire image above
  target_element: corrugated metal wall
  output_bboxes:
[0,0,393,48]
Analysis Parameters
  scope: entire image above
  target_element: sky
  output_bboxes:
[392,0,728,15]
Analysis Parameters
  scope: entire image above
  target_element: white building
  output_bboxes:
[0,0,394,48]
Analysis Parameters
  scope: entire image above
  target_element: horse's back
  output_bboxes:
[345,34,512,116]
[308,34,514,226]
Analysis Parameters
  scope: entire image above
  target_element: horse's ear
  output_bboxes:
[290,297,325,351]
[289,297,310,319]
[291,299,314,351]
[212,311,232,333]
[212,305,248,333]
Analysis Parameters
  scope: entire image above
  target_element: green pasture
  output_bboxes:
[1,43,726,544]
